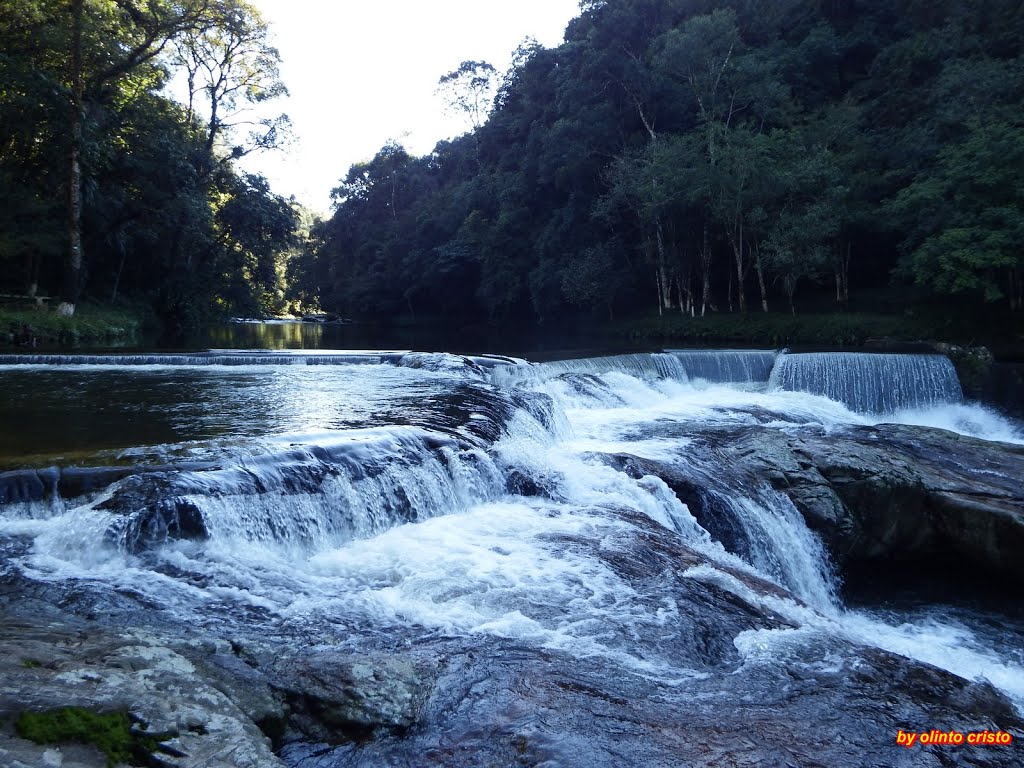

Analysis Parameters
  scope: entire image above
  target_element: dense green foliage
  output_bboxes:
[16,707,165,767]
[310,0,1024,327]
[1,305,144,346]
[0,0,301,332]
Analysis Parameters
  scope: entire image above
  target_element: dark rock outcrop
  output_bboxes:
[0,607,283,768]
[624,423,1024,585]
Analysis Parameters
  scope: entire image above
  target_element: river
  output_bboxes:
[0,345,1022,766]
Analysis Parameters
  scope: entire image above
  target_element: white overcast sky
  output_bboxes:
[227,0,582,214]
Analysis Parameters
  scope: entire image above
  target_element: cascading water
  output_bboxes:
[769,351,964,413]
[0,352,398,366]
[1,347,1022,765]
[666,348,778,384]
[0,350,520,370]
[492,351,689,385]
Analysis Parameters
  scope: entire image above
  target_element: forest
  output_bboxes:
[300,0,1024,332]
[0,0,301,334]
[1,0,1023,338]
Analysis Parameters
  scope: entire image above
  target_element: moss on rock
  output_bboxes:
[15,707,165,768]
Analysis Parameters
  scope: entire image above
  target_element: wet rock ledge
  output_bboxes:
[1,504,1023,768]
[623,422,1024,586]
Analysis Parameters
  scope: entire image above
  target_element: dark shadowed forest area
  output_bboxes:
[0,0,303,335]
[2,0,1023,345]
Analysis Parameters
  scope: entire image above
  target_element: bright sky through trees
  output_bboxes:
[232,0,582,212]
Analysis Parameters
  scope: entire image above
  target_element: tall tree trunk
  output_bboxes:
[754,244,768,313]
[656,222,671,311]
[841,241,850,304]
[833,239,851,305]
[727,229,746,313]
[111,245,127,303]
[655,268,664,317]
[59,0,85,317]
[700,219,712,316]
[726,260,734,313]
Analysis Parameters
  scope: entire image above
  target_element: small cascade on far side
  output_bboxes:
[769,351,963,414]
[492,352,689,386]
[665,349,778,385]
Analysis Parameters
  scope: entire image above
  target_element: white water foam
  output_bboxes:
[880,402,1024,445]
[839,610,1024,714]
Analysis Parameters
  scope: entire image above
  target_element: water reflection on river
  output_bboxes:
[0,363,458,470]
[193,319,650,361]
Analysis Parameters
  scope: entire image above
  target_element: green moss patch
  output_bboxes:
[15,707,167,767]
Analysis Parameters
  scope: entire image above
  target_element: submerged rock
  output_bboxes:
[396,351,485,378]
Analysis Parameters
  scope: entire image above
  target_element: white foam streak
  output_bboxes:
[303,501,698,677]
[879,403,1024,445]
[838,611,1024,713]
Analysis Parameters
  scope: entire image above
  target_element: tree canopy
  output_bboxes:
[306,0,1024,325]
[0,0,300,328]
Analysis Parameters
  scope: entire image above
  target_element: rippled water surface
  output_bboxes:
[0,363,471,467]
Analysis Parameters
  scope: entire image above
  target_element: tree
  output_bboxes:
[437,60,497,133]
[215,172,298,315]
[0,0,301,329]
[761,132,845,315]
[893,120,1024,308]
[53,0,224,315]
[175,0,290,173]
[656,9,742,315]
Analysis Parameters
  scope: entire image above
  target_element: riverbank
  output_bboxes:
[620,310,1024,351]
[0,306,148,348]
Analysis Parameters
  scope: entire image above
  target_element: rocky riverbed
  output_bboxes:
[1,419,1023,767]
[1,505,1022,768]
[1,351,1022,767]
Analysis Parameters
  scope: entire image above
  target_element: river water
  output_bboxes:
[0,346,1022,762]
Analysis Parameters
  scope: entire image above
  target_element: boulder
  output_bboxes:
[0,608,283,768]
[268,651,436,743]
[636,423,1024,584]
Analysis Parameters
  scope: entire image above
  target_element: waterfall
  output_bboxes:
[21,428,506,558]
[4,348,1024,718]
[0,351,522,371]
[700,486,839,612]
[769,352,963,414]
[665,349,778,384]
[494,353,690,386]
[493,349,782,389]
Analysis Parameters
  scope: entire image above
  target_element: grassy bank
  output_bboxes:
[0,305,148,349]
[620,310,1024,350]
